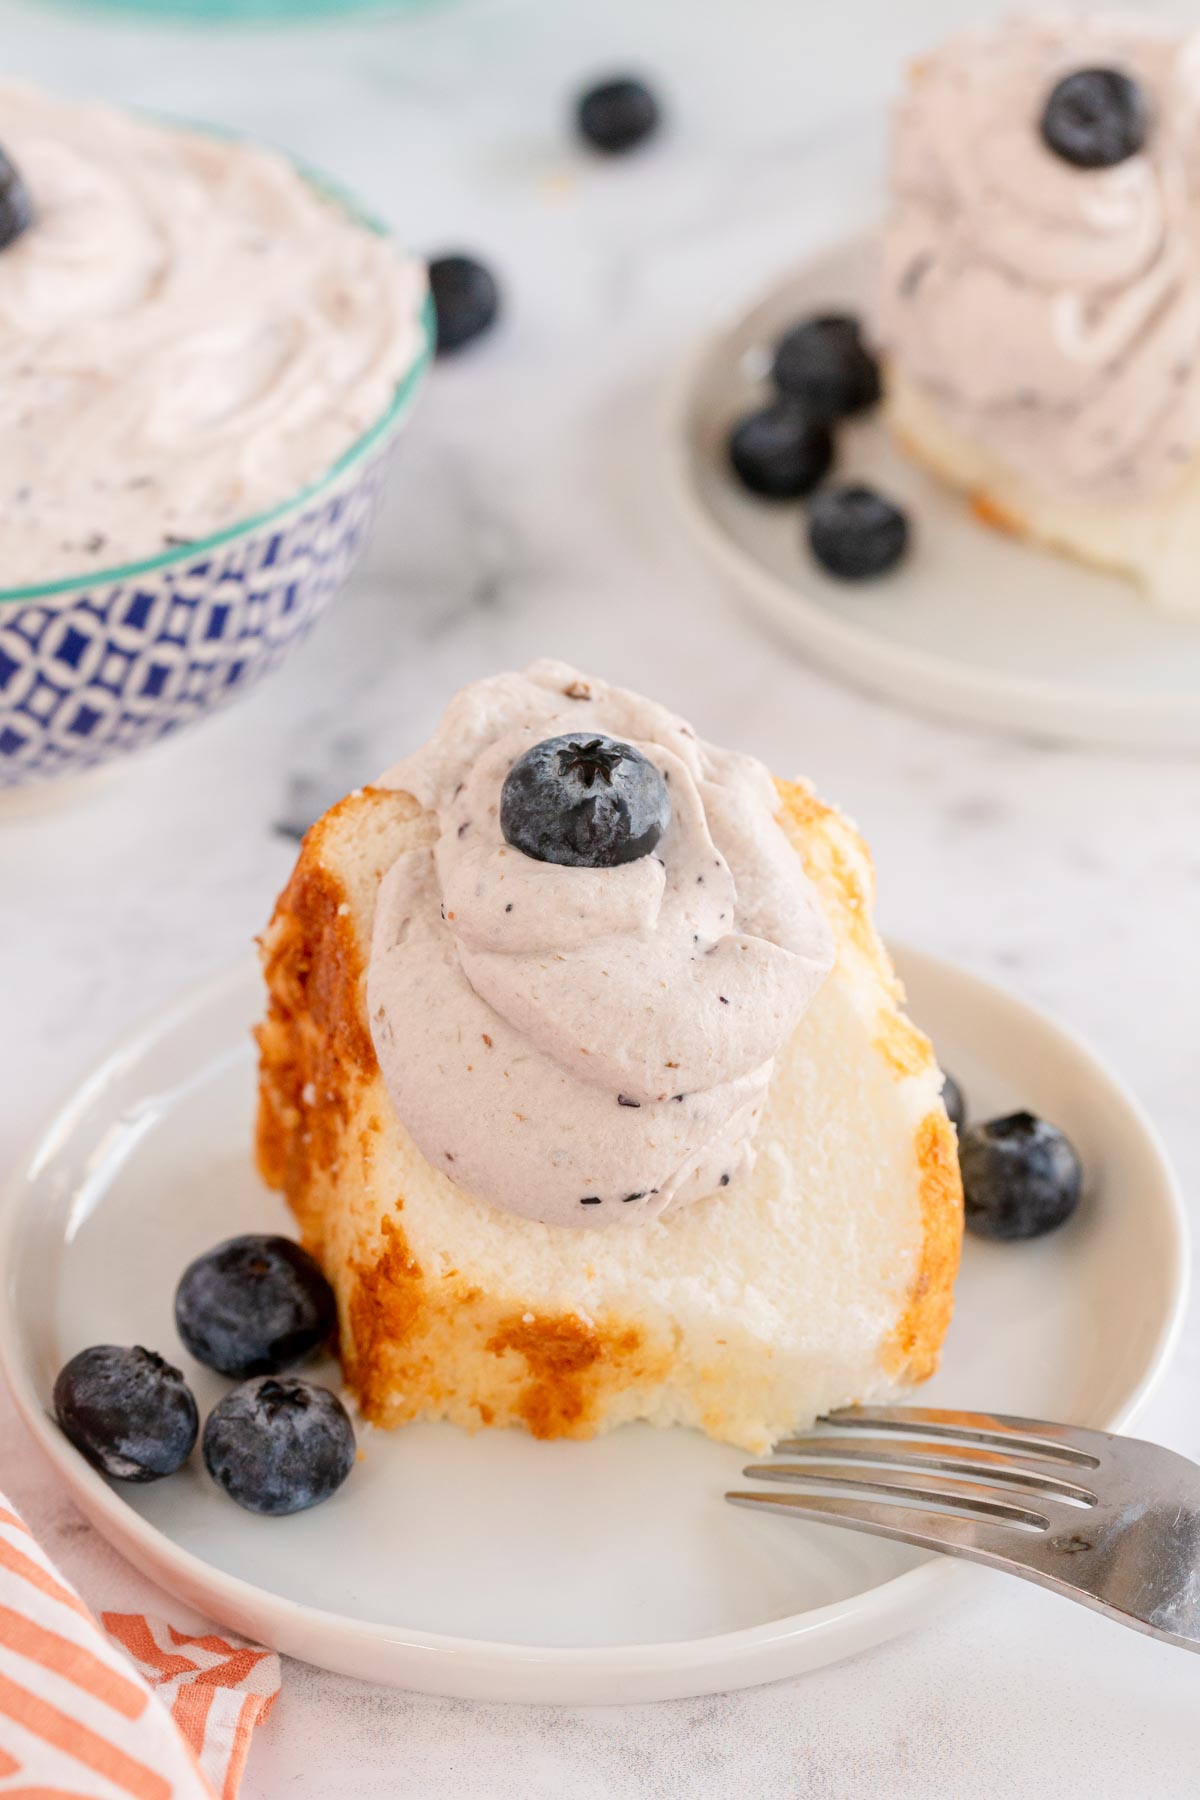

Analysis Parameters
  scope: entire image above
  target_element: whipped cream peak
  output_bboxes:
[0,82,426,583]
[875,12,1200,503]
[367,662,836,1230]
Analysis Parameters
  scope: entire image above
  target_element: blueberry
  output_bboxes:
[960,1111,1082,1242]
[428,254,500,355]
[941,1071,966,1133]
[202,1377,356,1516]
[772,314,880,421]
[53,1345,198,1483]
[0,148,32,253]
[500,733,670,868]
[1040,68,1148,170]
[807,484,909,580]
[576,76,661,155]
[728,401,833,500]
[175,1234,336,1379]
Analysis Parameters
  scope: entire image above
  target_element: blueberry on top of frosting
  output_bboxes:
[500,733,670,867]
[1040,66,1149,169]
[0,146,32,251]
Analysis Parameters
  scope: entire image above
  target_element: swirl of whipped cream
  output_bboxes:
[874,13,1200,502]
[367,662,835,1230]
[0,82,426,583]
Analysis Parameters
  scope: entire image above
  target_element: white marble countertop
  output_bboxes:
[2,0,1199,1791]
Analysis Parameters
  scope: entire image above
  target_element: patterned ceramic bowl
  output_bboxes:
[0,190,432,790]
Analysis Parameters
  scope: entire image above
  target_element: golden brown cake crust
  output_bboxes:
[338,1211,674,1439]
[255,777,963,1443]
[882,1110,962,1381]
[255,788,391,1248]
[773,780,962,1388]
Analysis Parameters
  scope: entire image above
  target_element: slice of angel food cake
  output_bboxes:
[875,11,1200,612]
[256,661,962,1453]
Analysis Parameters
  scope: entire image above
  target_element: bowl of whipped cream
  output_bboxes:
[0,83,432,789]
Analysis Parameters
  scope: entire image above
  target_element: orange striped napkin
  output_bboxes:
[0,1494,279,1798]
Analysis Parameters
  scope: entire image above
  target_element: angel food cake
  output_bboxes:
[255,664,962,1453]
[0,82,427,584]
[875,12,1200,612]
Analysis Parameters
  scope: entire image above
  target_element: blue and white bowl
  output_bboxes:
[0,201,432,790]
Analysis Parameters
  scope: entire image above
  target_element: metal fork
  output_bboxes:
[727,1405,1200,1652]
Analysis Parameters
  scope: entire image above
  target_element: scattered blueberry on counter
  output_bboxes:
[576,76,661,155]
[960,1111,1082,1241]
[727,401,833,500]
[53,1345,198,1483]
[203,1377,356,1517]
[427,253,501,355]
[427,75,663,363]
[1040,67,1148,170]
[772,314,881,422]
[941,1071,966,1133]
[501,733,670,868]
[0,147,33,252]
[807,483,910,580]
[175,1233,337,1379]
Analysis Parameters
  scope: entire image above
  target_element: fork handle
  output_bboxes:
[726,1490,1200,1654]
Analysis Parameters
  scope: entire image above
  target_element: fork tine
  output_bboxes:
[733,1430,1200,1656]
[727,1490,1046,1560]
[739,1462,1052,1528]
[820,1406,1101,1468]
[770,1437,1098,1503]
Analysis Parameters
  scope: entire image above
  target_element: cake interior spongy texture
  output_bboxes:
[884,363,1200,614]
[256,780,962,1454]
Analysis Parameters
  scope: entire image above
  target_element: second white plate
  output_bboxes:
[0,950,1187,1702]
[673,230,1200,752]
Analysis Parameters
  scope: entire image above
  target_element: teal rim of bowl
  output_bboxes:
[0,146,434,607]
[57,0,443,21]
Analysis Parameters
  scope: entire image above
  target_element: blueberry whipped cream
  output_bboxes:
[0,83,426,584]
[368,662,836,1230]
[874,13,1200,504]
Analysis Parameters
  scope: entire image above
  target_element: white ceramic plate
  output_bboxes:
[0,951,1186,1703]
[672,230,1200,752]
